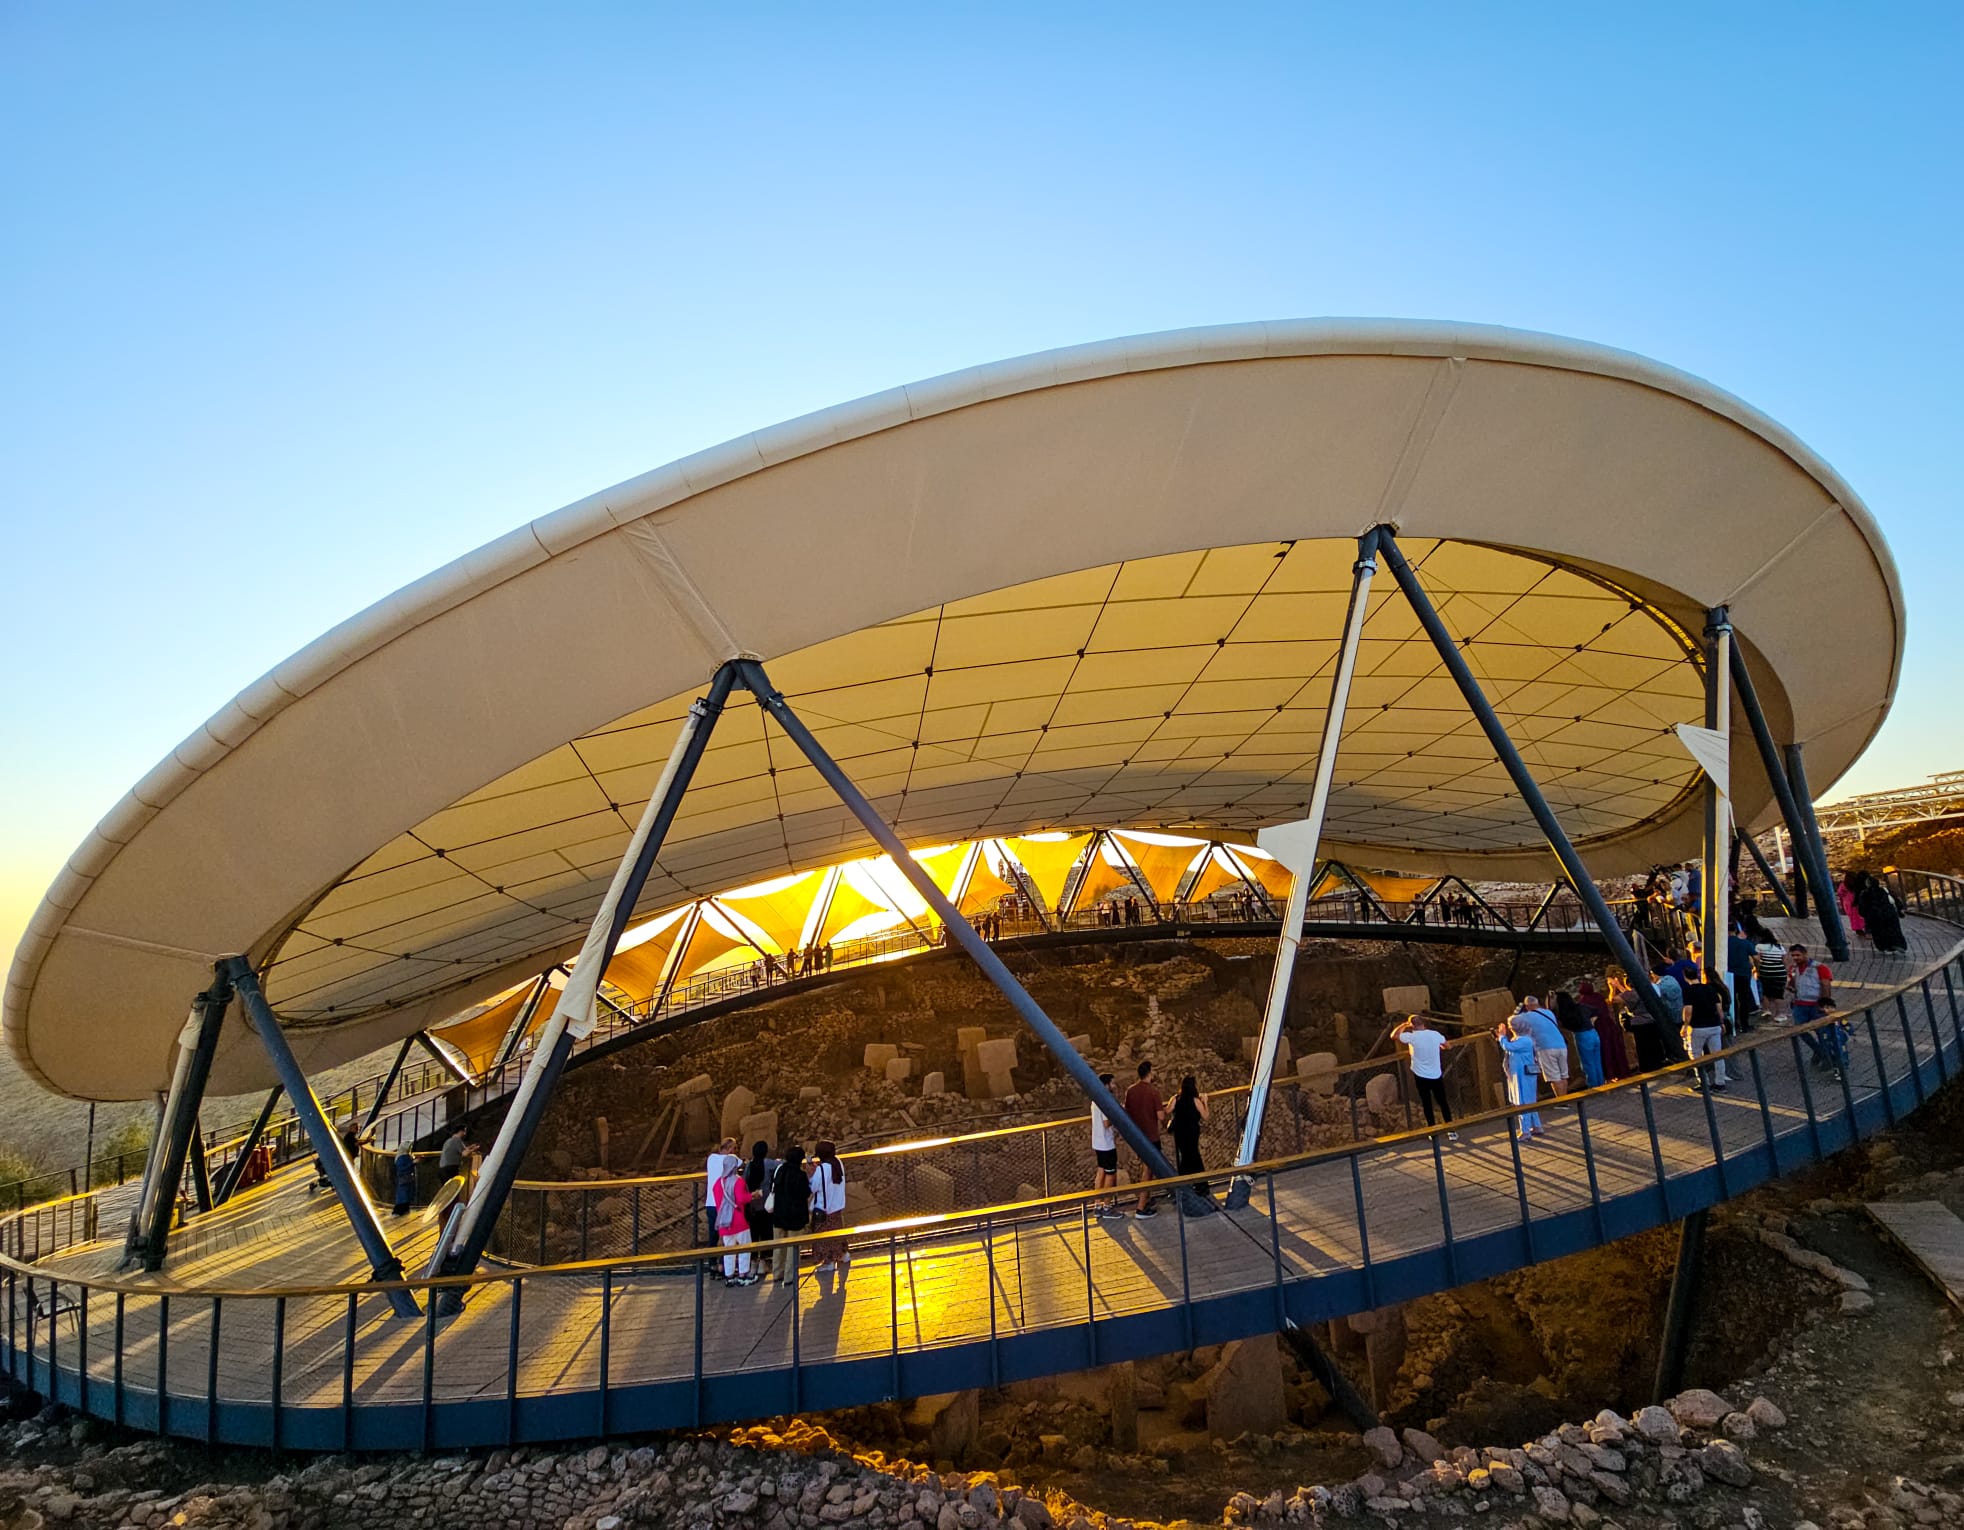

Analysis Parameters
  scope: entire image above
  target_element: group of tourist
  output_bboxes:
[757,944,837,984]
[1385,890,1874,1144]
[1085,1060,1210,1219]
[1425,891,1487,928]
[703,1134,848,1287]
[1838,870,1909,953]
[1095,895,1152,926]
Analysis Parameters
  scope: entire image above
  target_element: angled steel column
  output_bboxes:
[125,978,231,1271]
[361,1037,416,1132]
[1739,830,1796,917]
[1652,1209,1708,1400]
[1376,528,1679,1031]
[212,1086,284,1205]
[188,1122,213,1214]
[735,658,1174,1181]
[223,956,421,1317]
[1727,642,1844,956]
[493,972,554,1071]
[440,663,739,1282]
[1228,529,1381,1208]
[411,1030,475,1087]
[1219,844,1281,917]
[1784,743,1850,960]
[1700,609,1734,973]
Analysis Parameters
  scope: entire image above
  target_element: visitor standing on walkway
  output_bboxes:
[438,1125,469,1177]
[1555,990,1604,1088]
[1857,873,1908,954]
[712,1156,758,1285]
[808,1141,848,1269]
[1648,961,1691,1062]
[1168,1074,1211,1175]
[1495,1018,1546,1142]
[767,1144,811,1284]
[1392,1014,1456,1139]
[392,1146,417,1216]
[1577,979,1631,1081]
[1617,972,1668,1072]
[1726,924,1761,1031]
[1091,1072,1124,1219]
[1788,944,1846,1070]
[743,1139,775,1196]
[1680,967,1731,1090]
[704,1135,739,1245]
[1123,1061,1165,1218]
[1516,997,1571,1097]
[1838,875,1867,942]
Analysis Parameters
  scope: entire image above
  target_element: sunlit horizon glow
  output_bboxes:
[3,5,1959,990]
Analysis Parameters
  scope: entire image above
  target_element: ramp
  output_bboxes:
[1866,1200,1964,1312]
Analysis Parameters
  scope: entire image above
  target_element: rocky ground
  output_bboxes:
[508,936,1607,1181]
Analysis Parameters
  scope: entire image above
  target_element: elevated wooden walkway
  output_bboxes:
[6,915,1961,1451]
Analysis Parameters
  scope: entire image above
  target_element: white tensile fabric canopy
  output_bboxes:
[5,320,1901,1101]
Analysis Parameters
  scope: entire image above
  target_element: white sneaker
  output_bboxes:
[1446,1131,1459,1142]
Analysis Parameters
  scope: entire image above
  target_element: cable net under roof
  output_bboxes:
[263,535,1703,1028]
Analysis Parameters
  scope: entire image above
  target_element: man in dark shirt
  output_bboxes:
[1725,928,1760,1033]
[1681,969,1730,1091]
[1122,1061,1165,1218]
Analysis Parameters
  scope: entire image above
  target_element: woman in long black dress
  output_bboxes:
[1168,1074,1211,1177]
[1856,873,1908,953]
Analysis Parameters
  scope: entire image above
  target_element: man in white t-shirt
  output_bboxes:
[1091,1072,1124,1219]
[1392,1015,1456,1141]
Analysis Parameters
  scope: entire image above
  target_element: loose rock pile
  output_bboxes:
[0,1379,1910,1530]
[1222,1389,1789,1526]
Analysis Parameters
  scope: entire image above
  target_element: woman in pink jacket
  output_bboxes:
[712,1159,761,1286]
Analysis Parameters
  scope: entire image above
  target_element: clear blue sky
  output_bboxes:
[2,3,1959,967]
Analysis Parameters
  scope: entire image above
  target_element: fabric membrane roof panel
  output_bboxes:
[6,320,1900,1100]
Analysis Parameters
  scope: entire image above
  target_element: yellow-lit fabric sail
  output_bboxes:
[1110,835,1204,905]
[670,912,752,984]
[1233,852,1295,902]
[1185,851,1250,904]
[913,844,970,901]
[1069,853,1133,912]
[715,870,829,954]
[815,875,892,946]
[599,906,695,1001]
[960,849,1018,914]
[430,985,531,1072]
[1355,871,1442,905]
[1001,834,1093,911]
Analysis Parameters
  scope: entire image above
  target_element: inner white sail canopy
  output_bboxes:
[5,320,1901,1101]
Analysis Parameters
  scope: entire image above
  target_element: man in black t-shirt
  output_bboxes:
[1681,968,1730,1091]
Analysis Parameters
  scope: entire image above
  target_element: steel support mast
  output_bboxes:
[224,957,421,1319]
[1375,528,1679,1031]
[1227,528,1380,1208]
[437,665,738,1286]
[734,659,1177,1184]
[1700,609,1733,980]
[124,979,230,1271]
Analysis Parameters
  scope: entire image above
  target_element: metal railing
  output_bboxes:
[5,872,1958,1451]
[471,1034,1493,1265]
[1,877,1687,1214]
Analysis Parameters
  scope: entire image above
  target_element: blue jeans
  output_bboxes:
[1575,1029,1604,1088]
[1793,1002,1846,1065]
